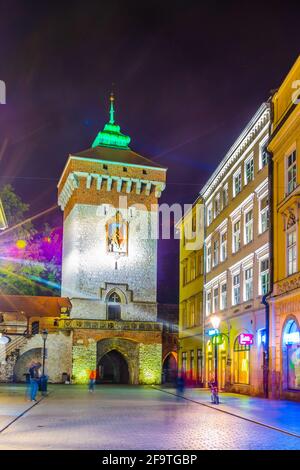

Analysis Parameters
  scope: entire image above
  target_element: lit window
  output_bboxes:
[244,267,253,301]
[244,209,253,244]
[220,231,227,262]
[287,229,297,276]
[206,291,212,315]
[233,337,250,384]
[182,352,187,373]
[206,244,212,273]
[233,220,241,253]
[245,156,254,184]
[190,256,196,281]
[214,194,221,217]
[260,196,269,234]
[260,258,269,295]
[213,239,219,267]
[233,170,242,197]
[220,283,227,310]
[233,273,240,305]
[190,300,195,327]
[213,287,219,313]
[260,145,268,168]
[287,150,297,195]
[222,185,229,208]
[207,203,213,226]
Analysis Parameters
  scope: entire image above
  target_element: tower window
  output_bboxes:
[103,164,108,170]
[107,292,121,320]
[123,167,127,172]
[143,169,147,175]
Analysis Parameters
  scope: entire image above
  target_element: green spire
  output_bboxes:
[92,93,131,149]
[109,92,115,124]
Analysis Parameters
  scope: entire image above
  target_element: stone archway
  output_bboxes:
[97,338,139,384]
[13,348,42,382]
[162,352,177,384]
[98,350,129,384]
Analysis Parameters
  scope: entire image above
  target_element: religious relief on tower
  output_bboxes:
[106,211,128,254]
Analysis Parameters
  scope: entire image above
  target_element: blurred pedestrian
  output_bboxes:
[29,361,41,402]
[88,369,96,392]
[176,372,185,395]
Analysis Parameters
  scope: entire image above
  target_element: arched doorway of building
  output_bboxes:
[13,348,42,382]
[282,319,300,391]
[97,349,129,384]
[107,292,121,320]
[162,353,177,384]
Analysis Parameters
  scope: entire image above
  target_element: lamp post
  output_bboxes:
[210,315,221,386]
[41,329,48,378]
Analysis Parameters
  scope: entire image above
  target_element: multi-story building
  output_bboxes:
[177,197,205,385]
[268,55,300,401]
[201,103,271,396]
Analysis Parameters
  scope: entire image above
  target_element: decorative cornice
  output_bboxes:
[200,103,271,200]
[58,171,166,210]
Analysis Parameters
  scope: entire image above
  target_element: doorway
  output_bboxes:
[97,350,129,384]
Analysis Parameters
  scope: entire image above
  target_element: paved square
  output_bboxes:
[0,385,299,450]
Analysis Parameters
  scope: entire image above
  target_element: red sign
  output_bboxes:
[239,333,253,346]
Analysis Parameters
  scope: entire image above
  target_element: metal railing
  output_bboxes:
[0,334,28,363]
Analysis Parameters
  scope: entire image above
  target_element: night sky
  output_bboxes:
[0,0,300,303]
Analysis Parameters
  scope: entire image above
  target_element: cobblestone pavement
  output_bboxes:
[0,385,300,450]
[159,387,300,436]
[0,384,43,431]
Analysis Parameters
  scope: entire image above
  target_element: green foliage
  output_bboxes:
[0,184,35,241]
[0,185,61,296]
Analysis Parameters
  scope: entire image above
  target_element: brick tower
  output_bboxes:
[57,94,167,384]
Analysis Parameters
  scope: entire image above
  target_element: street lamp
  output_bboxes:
[210,316,220,386]
[41,329,48,378]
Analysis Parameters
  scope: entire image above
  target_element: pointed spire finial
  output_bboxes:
[92,88,131,149]
[109,91,115,124]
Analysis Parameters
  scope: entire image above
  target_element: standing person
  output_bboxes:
[88,369,96,392]
[29,362,41,402]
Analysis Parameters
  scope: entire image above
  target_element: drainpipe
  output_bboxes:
[261,294,270,398]
[261,103,274,399]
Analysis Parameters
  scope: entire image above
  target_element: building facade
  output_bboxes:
[177,197,205,385]
[268,56,300,401]
[201,103,271,396]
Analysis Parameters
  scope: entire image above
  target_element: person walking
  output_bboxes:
[88,369,96,392]
[29,361,41,402]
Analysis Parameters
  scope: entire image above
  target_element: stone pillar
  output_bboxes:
[72,340,97,384]
[138,343,162,384]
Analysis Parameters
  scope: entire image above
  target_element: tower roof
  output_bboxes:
[73,93,166,170]
[92,92,131,150]
[72,146,166,170]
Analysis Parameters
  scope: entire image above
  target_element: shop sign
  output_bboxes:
[207,328,219,336]
[239,333,253,346]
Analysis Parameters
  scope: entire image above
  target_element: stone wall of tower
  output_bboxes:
[61,203,158,321]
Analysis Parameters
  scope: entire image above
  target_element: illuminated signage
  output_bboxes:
[207,328,219,336]
[239,333,253,346]
[285,332,300,345]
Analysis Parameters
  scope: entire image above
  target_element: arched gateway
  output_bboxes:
[96,338,139,384]
[98,350,129,384]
